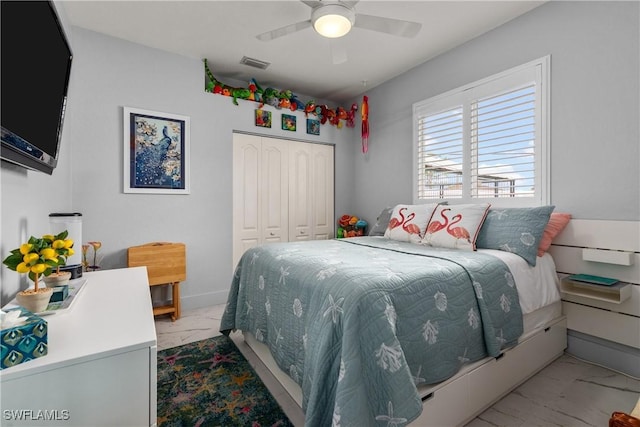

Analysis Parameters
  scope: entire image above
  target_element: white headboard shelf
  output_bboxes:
[582,248,634,266]
[548,219,640,285]
[547,219,640,350]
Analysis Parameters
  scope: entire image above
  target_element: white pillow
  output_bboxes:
[421,203,491,250]
[384,204,438,244]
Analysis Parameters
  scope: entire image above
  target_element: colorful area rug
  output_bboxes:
[157,335,294,427]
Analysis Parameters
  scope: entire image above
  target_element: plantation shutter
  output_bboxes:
[417,106,464,199]
[413,56,548,206]
[470,84,536,198]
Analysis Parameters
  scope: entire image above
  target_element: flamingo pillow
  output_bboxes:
[421,203,491,250]
[384,204,438,244]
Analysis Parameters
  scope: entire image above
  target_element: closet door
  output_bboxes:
[233,134,290,269]
[261,137,289,244]
[288,141,313,242]
[234,134,335,269]
[311,143,334,240]
[232,133,261,267]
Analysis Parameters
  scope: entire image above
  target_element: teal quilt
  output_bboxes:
[220,237,523,427]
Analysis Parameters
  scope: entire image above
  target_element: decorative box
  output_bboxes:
[50,285,69,303]
[1,307,48,370]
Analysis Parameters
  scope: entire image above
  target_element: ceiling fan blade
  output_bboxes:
[300,0,322,8]
[339,0,359,8]
[354,13,422,38]
[256,20,312,41]
[302,0,358,7]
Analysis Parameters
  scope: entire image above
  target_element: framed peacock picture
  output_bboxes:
[123,107,190,194]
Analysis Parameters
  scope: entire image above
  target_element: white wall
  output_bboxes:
[1,25,356,308]
[1,153,74,304]
[352,1,639,225]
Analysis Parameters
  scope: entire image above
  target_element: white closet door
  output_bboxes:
[233,134,335,270]
[289,141,313,241]
[311,144,334,240]
[232,133,261,267]
[261,137,289,244]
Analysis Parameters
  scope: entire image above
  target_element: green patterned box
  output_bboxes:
[1,307,48,370]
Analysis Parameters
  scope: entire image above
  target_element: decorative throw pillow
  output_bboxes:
[384,204,438,244]
[369,207,394,237]
[475,205,555,266]
[421,203,491,250]
[537,212,571,256]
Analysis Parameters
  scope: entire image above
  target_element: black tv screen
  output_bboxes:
[1,1,73,175]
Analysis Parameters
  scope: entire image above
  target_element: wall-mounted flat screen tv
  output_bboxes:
[1,1,73,175]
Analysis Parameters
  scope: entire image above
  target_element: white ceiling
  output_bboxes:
[62,1,544,102]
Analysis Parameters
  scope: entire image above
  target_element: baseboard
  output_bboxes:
[180,290,230,310]
[152,289,229,312]
[566,330,640,378]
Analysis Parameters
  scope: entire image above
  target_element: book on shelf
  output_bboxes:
[567,274,619,287]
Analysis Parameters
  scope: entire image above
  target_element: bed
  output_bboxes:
[221,204,568,426]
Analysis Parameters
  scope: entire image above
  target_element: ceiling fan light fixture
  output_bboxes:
[312,4,355,38]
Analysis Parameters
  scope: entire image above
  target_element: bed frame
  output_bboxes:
[245,312,566,426]
[239,219,638,426]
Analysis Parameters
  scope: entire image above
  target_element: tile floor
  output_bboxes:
[155,305,640,427]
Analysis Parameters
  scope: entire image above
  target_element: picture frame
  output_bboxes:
[255,109,272,128]
[281,114,296,132]
[306,118,320,135]
[123,107,190,194]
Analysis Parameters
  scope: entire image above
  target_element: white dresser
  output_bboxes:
[0,267,157,426]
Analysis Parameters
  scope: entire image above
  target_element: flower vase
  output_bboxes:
[16,288,53,313]
[43,271,71,287]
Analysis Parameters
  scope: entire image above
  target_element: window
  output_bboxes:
[413,57,549,207]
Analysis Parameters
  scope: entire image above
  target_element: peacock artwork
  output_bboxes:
[124,107,190,194]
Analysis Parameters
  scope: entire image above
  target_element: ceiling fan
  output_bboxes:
[256,0,422,42]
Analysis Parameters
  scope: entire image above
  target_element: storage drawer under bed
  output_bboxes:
[415,316,567,426]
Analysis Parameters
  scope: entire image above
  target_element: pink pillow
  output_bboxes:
[537,213,571,256]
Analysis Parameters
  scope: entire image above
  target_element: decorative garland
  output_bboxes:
[203,59,358,129]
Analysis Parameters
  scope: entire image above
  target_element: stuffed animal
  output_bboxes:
[305,100,317,117]
[248,78,263,103]
[337,215,367,238]
[290,94,305,112]
[278,90,292,109]
[262,87,281,108]
[338,215,351,228]
[356,219,368,230]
